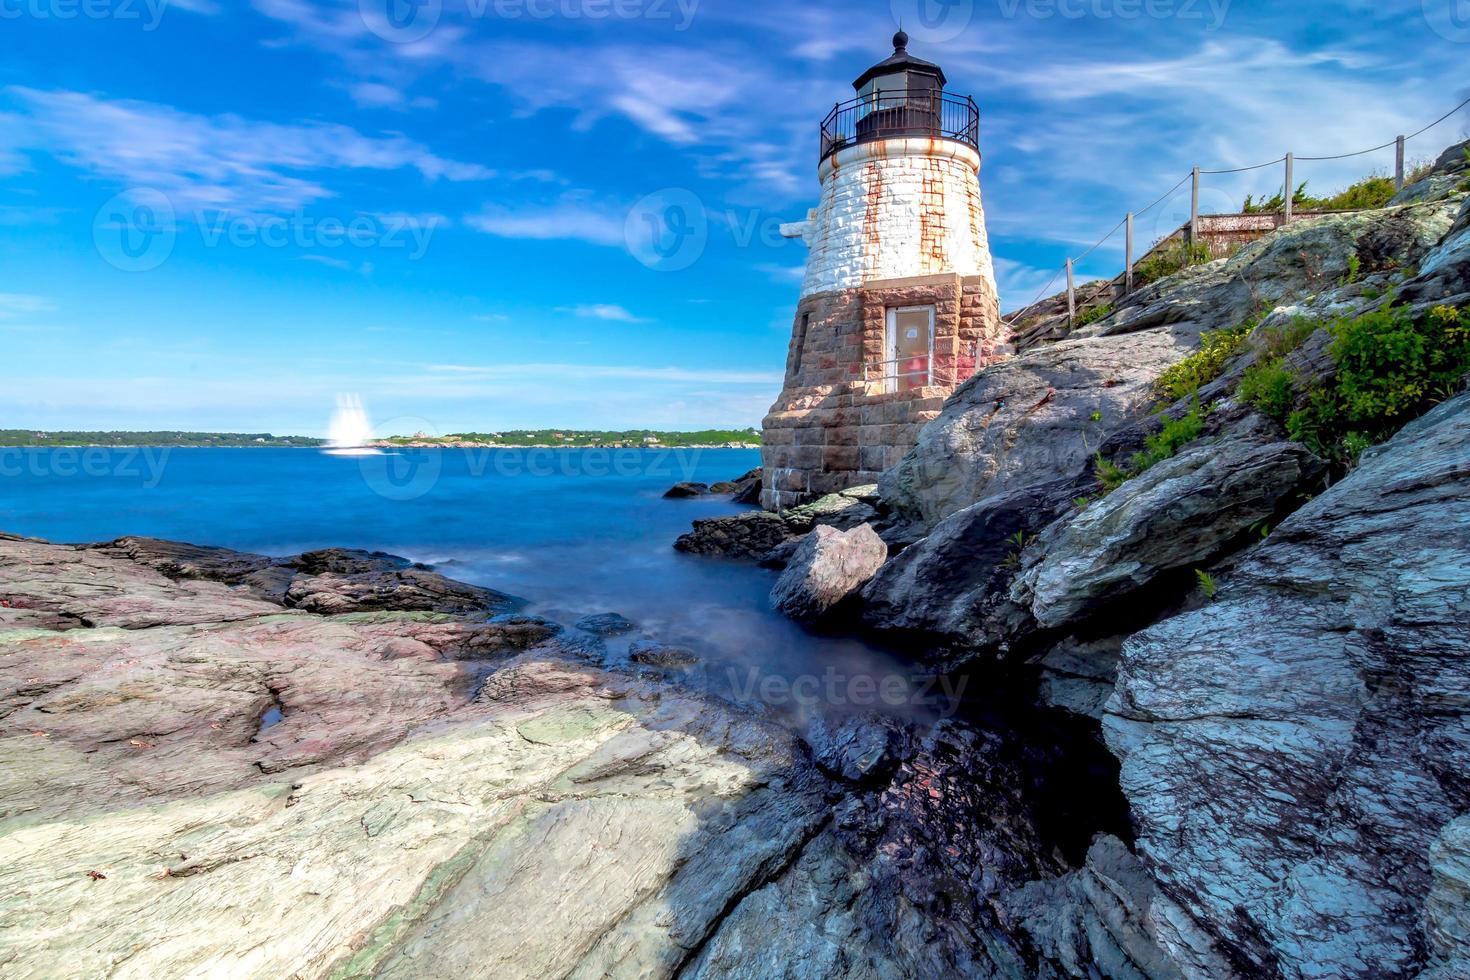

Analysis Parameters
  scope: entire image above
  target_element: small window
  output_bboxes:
[885,306,934,393]
[793,312,811,374]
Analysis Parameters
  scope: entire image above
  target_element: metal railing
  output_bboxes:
[1004,93,1470,333]
[821,91,980,162]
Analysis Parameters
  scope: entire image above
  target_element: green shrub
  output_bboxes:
[1076,303,1114,327]
[1257,316,1319,359]
[1093,454,1130,494]
[1129,399,1210,473]
[1094,399,1212,494]
[1240,357,1298,420]
[1243,175,1397,214]
[1285,304,1470,463]
[1155,320,1255,402]
[1135,239,1213,287]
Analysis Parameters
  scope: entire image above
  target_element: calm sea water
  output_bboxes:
[0,446,946,723]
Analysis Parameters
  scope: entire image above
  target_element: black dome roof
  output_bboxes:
[852,31,947,90]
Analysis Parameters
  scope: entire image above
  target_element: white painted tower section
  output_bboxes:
[785,137,996,299]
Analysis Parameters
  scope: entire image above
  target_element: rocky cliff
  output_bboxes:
[763,139,1470,978]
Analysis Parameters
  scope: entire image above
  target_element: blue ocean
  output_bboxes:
[0,446,946,722]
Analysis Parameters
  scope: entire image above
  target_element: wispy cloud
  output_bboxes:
[555,304,646,323]
[465,195,626,247]
[0,293,56,319]
[3,87,493,211]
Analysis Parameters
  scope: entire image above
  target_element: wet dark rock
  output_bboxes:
[663,482,710,499]
[803,712,909,784]
[675,510,796,561]
[284,567,521,616]
[573,612,638,637]
[675,485,886,564]
[861,482,1073,664]
[731,469,764,505]
[627,640,699,669]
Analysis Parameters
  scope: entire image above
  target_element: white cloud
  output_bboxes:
[4,88,493,211]
[555,304,646,323]
[464,196,626,247]
[0,293,56,320]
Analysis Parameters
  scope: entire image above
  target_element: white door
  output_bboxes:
[886,306,935,393]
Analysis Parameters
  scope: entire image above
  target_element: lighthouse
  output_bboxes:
[760,32,1004,511]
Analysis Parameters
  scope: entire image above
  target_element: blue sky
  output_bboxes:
[1,0,1467,435]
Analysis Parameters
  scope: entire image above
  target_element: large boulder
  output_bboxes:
[770,524,888,623]
[1103,389,1470,977]
[880,328,1194,529]
[861,482,1072,661]
[1017,431,1323,630]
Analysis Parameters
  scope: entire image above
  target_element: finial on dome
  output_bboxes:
[893,30,909,52]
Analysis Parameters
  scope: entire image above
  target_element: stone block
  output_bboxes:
[823,446,860,472]
[795,426,828,447]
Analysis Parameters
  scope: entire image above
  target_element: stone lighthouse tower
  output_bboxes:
[760,32,1004,511]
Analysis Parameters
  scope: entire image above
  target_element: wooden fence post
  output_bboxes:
[1396,136,1406,190]
[1125,212,1135,295]
[1284,153,1294,224]
[1066,259,1076,326]
[1190,167,1200,247]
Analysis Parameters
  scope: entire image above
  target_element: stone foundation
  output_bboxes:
[760,273,1004,511]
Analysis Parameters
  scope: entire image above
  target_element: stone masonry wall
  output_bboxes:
[763,136,1003,511]
[798,139,996,298]
[760,274,1003,511]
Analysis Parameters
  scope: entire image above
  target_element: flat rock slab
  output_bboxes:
[0,536,830,979]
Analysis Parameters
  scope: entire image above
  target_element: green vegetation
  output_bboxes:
[1134,239,1214,287]
[1195,569,1219,601]
[389,428,762,448]
[1245,304,1470,466]
[1075,303,1115,328]
[0,430,322,448]
[1242,175,1397,214]
[1000,529,1036,570]
[1339,254,1362,287]
[1239,357,1298,419]
[1094,398,1212,493]
[1155,318,1257,402]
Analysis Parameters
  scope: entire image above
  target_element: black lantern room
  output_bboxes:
[820,33,979,162]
